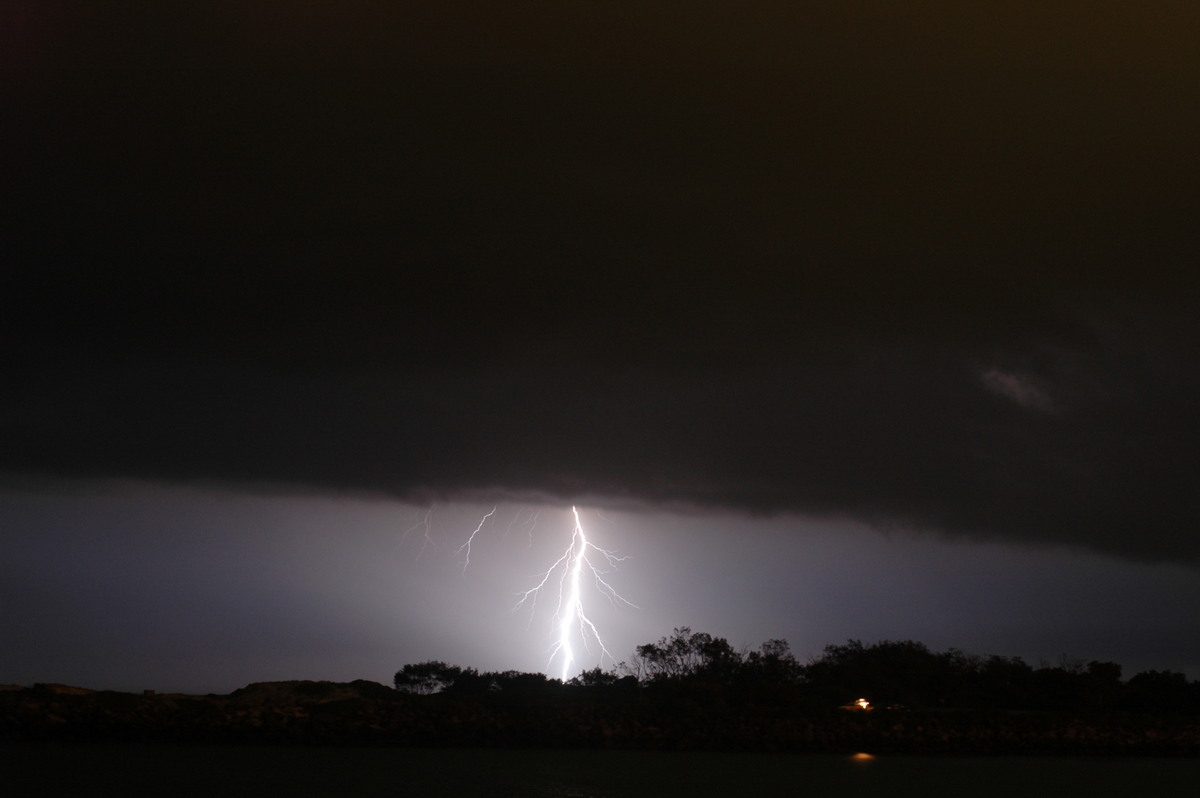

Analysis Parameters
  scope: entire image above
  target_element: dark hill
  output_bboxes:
[3,679,1198,754]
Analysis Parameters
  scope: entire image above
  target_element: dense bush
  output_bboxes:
[391,631,1198,716]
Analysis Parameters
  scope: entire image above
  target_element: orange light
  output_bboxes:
[856,698,870,710]
[850,752,876,762]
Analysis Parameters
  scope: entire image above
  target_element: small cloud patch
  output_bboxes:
[979,367,1055,412]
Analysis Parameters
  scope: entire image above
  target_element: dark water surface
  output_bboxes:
[5,744,1198,797]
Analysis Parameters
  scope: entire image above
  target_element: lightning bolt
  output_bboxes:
[410,504,635,680]
[515,506,636,680]
[502,506,541,544]
[456,505,496,572]
[400,506,436,560]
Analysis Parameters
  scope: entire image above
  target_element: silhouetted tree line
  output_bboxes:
[799,639,1199,713]
[6,634,1198,751]
[395,629,1200,715]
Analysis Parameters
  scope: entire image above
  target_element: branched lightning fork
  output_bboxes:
[514,506,636,680]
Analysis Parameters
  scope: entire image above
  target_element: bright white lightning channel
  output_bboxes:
[514,506,636,680]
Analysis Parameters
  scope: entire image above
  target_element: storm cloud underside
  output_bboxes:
[5,3,1199,562]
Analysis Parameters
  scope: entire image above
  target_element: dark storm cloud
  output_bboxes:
[5,3,1199,561]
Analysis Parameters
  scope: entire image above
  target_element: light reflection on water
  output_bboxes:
[6,745,1199,797]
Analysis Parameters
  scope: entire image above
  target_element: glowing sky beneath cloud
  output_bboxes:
[3,482,1197,693]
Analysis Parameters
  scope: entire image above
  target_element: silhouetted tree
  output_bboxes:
[393,661,462,695]
[804,639,952,706]
[741,639,803,685]
[442,667,491,696]
[490,670,561,697]
[624,627,742,682]
[1124,670,1194,712]
[568,667,620,689]
[1082,660,1123,710]
[973,654,1034,708]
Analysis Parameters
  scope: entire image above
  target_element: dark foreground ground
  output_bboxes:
[5,745,1200,798]
[3,680,1199,756]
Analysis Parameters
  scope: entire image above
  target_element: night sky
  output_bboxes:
[4,3,1200,693]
